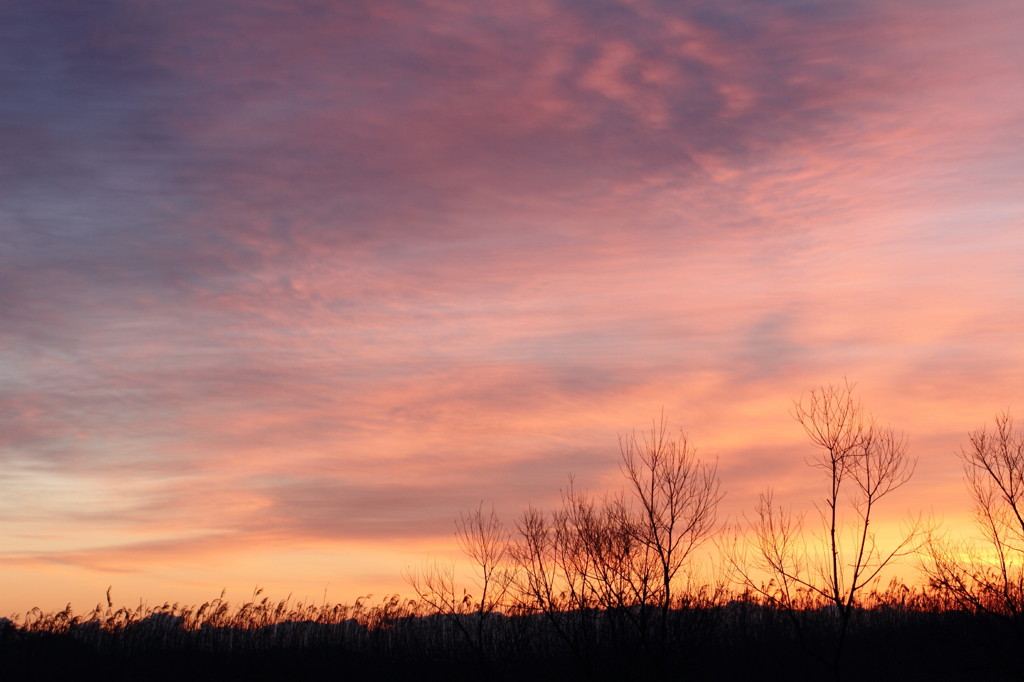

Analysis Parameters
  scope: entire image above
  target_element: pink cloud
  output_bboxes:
[2,0,1023,614]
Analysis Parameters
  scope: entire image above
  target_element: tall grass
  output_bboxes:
[3,580,1016,681]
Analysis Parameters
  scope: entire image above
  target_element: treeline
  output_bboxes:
[6,382,1024,680]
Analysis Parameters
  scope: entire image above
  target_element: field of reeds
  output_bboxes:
[4,583,1024,681]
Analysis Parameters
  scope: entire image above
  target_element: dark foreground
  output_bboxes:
[4,602,1023,681]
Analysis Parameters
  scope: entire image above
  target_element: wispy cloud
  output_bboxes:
[2,0,1023,612]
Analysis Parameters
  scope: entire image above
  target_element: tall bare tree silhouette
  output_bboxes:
[734,380,920,677]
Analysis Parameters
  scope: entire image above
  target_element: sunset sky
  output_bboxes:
[3,0,1024,615]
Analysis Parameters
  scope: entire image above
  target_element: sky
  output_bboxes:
[2,0,1023,616]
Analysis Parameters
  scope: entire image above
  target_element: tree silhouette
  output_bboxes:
[618,414,722,646]
[926,411,1024,618]
[735,381,920,677]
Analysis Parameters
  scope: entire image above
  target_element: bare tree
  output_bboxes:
[403,559,467,621]
[508,500,596,672]
[738,381,919,675]
[455,502,512,621]
[404,502,512,660]
[505,416,722,670]
[619,414,722,633]
[508,505,560,616]
[925,412,1024,617]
